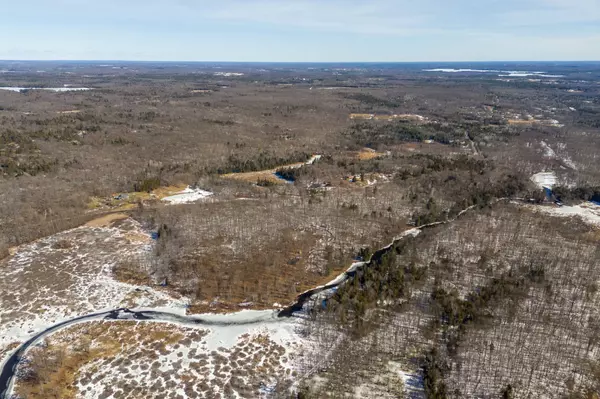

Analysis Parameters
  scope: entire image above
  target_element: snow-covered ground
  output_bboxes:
[214,72,244,77]
[0,87,91,92]
[14,315,305,399]
[0,218,188,355]
[530,171,557,189]
[305,154,322,165]
[161,186,213,204]
[0,216,313,398]
[538,141,576,169]
[540,141,557,158]
[423,69,564,78]
[423,68,495,73]
[532,202,600,225]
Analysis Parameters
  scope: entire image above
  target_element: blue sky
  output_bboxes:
[1,0,598,61]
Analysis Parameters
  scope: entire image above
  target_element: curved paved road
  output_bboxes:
[0,308,282,398]
[0,198,509,399]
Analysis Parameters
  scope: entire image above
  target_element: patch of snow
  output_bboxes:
[540,141,557,158]
[562,156,577,170]
[214,72,244,77]
[499,73,564,78]
[499,73,531,77]
[546,119,564,127]
[423,68,498,73]
[424,69,562,78]
[530,171,557,189]
[305,154,322,165]
[0,87,91,92]
[162,186,213,204]
[539,141,576,169]
[532,202,600,225]
[0,219,188,355]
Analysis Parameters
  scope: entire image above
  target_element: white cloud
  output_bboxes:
[197,1,431,35]
[194,0,600,35]
[0,0,598,61]
[498,0,600,27]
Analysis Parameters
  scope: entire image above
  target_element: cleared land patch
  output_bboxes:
[0,218,186,356]
[87,184,212,211]
[355,148,388,161]
[221,155,321,185]
[14,318,302,399]
[84,212,129,228]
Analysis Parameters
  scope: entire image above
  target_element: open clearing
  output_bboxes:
[221,155,321,185]
[221,169,291,185]
[508,118,562,127]
[56,110,82,114]
[529,202,600,225]
[0,218,187,355]
[0,87,91,92]
[530,171,557,189]
[349,113,426,121]
[356,148,388,161]
[13,317,303,399]
[84,213,129,228]
[87,185,213,211]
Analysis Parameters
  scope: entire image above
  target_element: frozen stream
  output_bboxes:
[4,197,589,398]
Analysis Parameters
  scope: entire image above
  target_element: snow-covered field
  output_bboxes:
[0,87,91,92]
[423,69,564,78]
[0,213,315,398]
[0,218,188,355]
[161,186,213,204]
[214,72,244,77]
[531,202,600,225]
[530,171,557,189]
[14,315,305,399]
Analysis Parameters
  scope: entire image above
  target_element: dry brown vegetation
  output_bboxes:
[14,319,297,399]
[3,62,600,398]
[126,148,526,311]
[14,321,206,399]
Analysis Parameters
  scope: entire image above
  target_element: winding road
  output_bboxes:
[0,198,507,399]
[0,308,285,398]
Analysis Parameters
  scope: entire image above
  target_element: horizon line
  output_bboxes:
[1,59,599,64]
